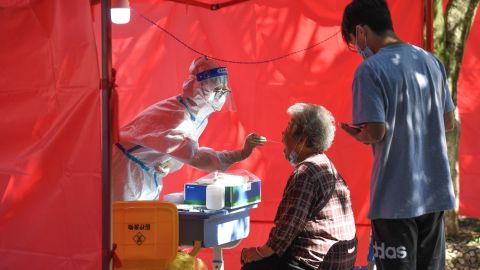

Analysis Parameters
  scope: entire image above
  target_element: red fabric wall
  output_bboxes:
[0,0,101,269]
[458,11,480,218]
[104,0,423,268]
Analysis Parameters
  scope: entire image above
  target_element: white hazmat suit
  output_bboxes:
[112,57,264,201]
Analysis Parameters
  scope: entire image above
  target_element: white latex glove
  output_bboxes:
[241,133,266,159]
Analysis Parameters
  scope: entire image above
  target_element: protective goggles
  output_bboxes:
[196,67,228,82]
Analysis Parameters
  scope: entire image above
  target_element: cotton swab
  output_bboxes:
[258,136,282,145]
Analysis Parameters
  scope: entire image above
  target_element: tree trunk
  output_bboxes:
[433,0,479,236]
[445,116,460,236]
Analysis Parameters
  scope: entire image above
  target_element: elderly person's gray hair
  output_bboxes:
[287,103,336,153]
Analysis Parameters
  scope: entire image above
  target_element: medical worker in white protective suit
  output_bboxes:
[112,57,265,201]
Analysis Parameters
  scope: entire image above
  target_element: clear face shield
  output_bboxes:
[196,67,236,112]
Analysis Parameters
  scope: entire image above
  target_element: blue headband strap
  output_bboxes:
[196,67,228,82]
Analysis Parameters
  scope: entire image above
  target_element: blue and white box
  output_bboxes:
[184,179,261,209]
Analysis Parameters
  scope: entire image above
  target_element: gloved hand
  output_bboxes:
[241,133,266,159]
[155,159,171,176]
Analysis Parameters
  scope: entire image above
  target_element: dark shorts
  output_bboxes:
[371,211,445,270]
[318,237,357,270]
[241,237,357,270]
[240,254,313,270]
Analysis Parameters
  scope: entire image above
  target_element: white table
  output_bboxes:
[178,204,256,270]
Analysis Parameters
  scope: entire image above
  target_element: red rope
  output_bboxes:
[132,7,340,64]
[111,243,122,269]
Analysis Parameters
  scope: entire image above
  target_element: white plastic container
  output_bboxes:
[206,184,225,210]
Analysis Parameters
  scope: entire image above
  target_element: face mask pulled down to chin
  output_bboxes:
[287,138,305,166]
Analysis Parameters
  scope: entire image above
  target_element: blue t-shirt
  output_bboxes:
[352,43,456,219]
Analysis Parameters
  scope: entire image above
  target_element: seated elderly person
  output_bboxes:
[241,103,357,270]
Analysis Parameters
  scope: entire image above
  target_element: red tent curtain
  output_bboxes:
[458,11,480,218]
[0,0,101,269]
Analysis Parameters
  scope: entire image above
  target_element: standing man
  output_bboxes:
[340,1,455,269]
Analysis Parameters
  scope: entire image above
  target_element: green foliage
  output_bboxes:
[433,0,446,62]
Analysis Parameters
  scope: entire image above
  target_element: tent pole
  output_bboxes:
[100,0,113,269]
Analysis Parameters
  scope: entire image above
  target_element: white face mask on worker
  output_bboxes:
[206,90,227,111]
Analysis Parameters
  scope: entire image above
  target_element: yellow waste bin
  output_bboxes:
[113,201,178,270]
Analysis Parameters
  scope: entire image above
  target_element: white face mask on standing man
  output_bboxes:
[355,25,375,60]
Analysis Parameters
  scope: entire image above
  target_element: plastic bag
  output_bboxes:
[194,169,259,186]
[167,249,207,270]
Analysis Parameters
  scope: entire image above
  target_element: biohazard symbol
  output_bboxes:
[133,232,146,246]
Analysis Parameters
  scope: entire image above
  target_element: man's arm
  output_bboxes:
[340,122,385,144]
[444,111,454,132]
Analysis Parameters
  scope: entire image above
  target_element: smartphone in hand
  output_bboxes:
[340,122,362,135]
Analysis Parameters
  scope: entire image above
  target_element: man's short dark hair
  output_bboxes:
[341,0,394,44]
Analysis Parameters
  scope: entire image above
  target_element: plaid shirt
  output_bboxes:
[267,153,356,269]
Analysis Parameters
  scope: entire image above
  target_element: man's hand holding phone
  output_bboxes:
[340,122,363,137]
